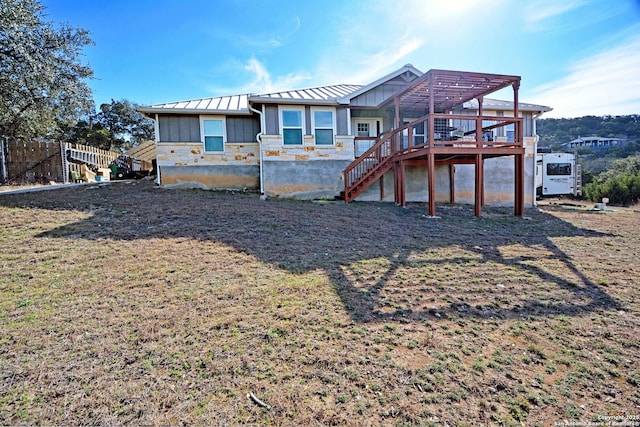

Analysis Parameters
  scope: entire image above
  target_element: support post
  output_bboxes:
[476,96,484,147]
[0,136,7,184]
[60,141,69,184]
[515,153,525,216]
[475,154,483,217]
[513,81,522,144]
[427,152,436,216]
[393,162,399,205]
[399,161,406,207]
[379,174,385,201]
[428,75,434,147]
[449,164,455,204]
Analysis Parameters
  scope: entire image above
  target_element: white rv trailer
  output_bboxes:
[536,152,582,197]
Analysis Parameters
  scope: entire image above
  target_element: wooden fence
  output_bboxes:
[0,137,120,185]
[64,142,120,180]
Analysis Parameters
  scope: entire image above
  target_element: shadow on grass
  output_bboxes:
[2,180,621,323]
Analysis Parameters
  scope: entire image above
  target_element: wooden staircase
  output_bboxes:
[342,130,400,202]
[343,120,430,202]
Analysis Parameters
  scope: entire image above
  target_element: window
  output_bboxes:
[506,123,515,142]
[281,108,303,145]
[402,120,425,147]
[547,163,572,176]
[312,108,335,145]
[357,123,369,137]
[201,117,225,152]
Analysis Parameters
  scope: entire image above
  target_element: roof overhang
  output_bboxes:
[381,69,521,112]
[137,94,252,117]
[457,98,553,114]
[248,97,340,106]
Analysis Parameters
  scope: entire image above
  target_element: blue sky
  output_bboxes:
[41,0,640,118]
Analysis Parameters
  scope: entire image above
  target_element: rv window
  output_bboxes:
[547,163,571,176]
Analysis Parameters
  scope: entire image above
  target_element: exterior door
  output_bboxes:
[352,118,380,157]
[403,119,425,148]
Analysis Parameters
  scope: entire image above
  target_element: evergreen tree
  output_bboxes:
[0,0,94,138]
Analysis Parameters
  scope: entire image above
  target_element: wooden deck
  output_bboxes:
[343,69,525,217]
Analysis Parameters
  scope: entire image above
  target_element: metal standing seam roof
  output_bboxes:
[137,85,364,115]
[249,84,363,104]
[137,94,251,115]
[137,68,551,115]
[460,98,553,113]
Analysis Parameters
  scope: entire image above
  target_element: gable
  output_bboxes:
[349,72,421,108]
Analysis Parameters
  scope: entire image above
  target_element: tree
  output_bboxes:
[583,154,640,206]
[96,99,154,149]
[0,0,93,138]
[64,99,154,151]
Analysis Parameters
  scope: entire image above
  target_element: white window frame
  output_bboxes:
[279,106,305,146]
[200,115,226,152]
[311,107,336,146]
[403,118,425,146]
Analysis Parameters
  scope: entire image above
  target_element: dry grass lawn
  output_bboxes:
[1,179,639,426]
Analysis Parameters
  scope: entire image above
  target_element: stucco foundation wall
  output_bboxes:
[454,156,536,207]
[156,142,260,190]
[159,165,260,190]
[263,160,351,199]
[354,144,537,207]
[455,158,515,206]
[355,165,452,202]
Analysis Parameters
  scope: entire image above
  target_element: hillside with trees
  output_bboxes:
[537,115,640,205]
[537,115,640,150]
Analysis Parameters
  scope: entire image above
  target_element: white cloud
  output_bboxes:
[524,0,584,31]
[313,0,503,86]
[203,57,311,96]
[526,33,640,118]
[241,57,311,94]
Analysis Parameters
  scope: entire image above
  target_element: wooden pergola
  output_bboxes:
[344,69,525,217]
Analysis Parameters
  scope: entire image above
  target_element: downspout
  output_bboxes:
[532,134,539,207]
[154,113,161,186]
[249,104,265,196]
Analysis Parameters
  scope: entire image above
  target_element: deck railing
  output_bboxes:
[343,113,523,202]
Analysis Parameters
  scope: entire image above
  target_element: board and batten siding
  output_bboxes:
[336,106,348,135]
[158,115,200,142]
[264,105,279,135]
[349,74,417,108]
[226,116,261,143]
[158,115,260,143]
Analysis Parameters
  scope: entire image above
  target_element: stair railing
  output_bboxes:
[344,118,425,201]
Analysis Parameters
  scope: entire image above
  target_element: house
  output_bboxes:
[138,65,551,216]
[563,136,625,150]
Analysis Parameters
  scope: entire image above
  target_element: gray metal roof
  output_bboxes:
[138,94,251,115]
[249,84,362,105]
[137,85,363,115]
[460,97,552,113]
[137,65,551,115]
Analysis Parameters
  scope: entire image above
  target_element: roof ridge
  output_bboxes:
[255,83,362,97]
